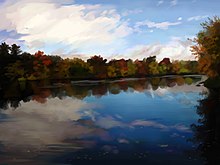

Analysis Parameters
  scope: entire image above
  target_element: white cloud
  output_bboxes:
[170,0,178,6]
[177,17,182,21]
[157,0,164,6]
[187,15,209,21]
[135,20,181,30]
[0,0,133,55]
[71,37,195,61]
[121,37,195,61]
[122,9,143,17]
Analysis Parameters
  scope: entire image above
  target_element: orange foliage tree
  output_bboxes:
[191,17,220,78]
[32,51,52,79]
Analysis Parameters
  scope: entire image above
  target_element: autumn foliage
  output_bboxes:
[32,51,52,78]
[191,16,220,78]
[0,43,199,81]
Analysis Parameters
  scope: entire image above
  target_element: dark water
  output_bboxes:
[0,75,219,165]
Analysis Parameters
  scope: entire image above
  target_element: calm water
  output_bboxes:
[0,76,210,164]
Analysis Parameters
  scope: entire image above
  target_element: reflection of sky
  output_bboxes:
[84,84,207,124]
[0,97,101,147]
[0,82,207,164]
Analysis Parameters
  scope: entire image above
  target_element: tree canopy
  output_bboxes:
[191,16,220,78]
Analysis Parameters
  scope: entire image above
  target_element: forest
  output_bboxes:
[0,43,199,82]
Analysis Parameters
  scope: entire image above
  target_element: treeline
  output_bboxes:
[0,42,199,81]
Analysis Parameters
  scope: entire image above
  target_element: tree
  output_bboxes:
[144,56,157,75]
[32,51,52,79]
[178,61,190,74]
[87,55,107,79]
[108,59,128,77]
[107,65,117,78]
[0,43,17,80]
[171,60,181,74]
[54,58,72,79]
[5,60,25,80]
[135,60,146,76]
[191,16,220,78]
[0,42,10,56]
[127,59,137,76]
[47,55,62,78]
[20,52,34,79]
[185,61,198,74]
[10,44,22,56]
[69,58,92,79]
[116,59,128,77]
[158,58,172,74]
[148,61,159,75]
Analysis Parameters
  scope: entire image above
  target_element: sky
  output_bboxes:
[0,0,219,61]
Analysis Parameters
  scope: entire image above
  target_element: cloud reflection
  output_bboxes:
[94,117,192,133]
[144,84,207,106]
[0,97,102,150]
[131,120,192,133]
[96,116,127,129]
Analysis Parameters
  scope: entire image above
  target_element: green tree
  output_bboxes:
[0,42,18,81]
[178,61,190,74]
[69,58,92,79]
[144,56,157,74]
[0,42,10,56]
[5,60,25,80]
[127,59,137,76]
[158,58,172,75]
[107,65,117,78]
[20,52,34,79]
[54,58,72,79]
[148,61,159,75]
[10,44,22,56]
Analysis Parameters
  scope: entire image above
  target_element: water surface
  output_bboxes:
[0,76,209,164]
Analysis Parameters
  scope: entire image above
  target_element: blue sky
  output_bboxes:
[0,0,219,60]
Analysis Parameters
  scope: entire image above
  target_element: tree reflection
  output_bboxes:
[191,88,220,165]
[0,76,205,109]
[0,80,33,109]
